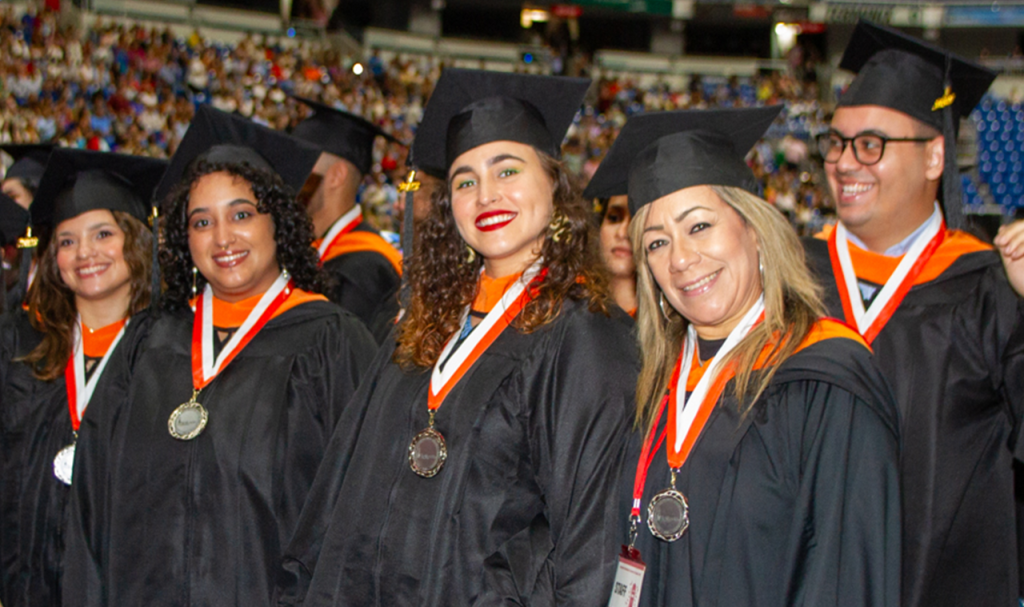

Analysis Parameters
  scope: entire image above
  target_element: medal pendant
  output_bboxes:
[53,443,76,485]
[647,487,689,542]
[409,426,447,478]
[168,395,208,441]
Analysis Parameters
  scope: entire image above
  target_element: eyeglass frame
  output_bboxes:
[816,130,938,166]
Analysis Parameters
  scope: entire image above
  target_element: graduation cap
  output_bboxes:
[155,104,321,204]
[1,144,55,190]
[0,192,29,247]
[584,106,783,215]
[16,149,168,308]
[32,148,168,229]
[411,68,591,176]
[291,95,401,176]
[836,19,996,228]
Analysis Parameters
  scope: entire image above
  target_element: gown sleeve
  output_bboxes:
[986,268,1024,459]
[484,310,637,606]
[776,378,901,607]
[276,340,398,605]
[61,311,155,607]
[0,314,19,606]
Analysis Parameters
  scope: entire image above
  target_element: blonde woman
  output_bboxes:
[585,106,901,607]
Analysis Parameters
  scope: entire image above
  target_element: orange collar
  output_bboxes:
[473,271,525,313]
[816,225,991,286]
[318,231,403,276]
[190,288,328,328]
[81,318,128,358]
[685,317,867,390]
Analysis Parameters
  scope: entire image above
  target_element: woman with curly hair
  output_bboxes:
[62,106,377,607]
[277,69,639,606]
[585,107,900,606]
[0,148,166,607]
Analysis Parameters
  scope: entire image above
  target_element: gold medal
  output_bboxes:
[647,468,689,542]
[168,390,208,441]
[53,443,76,485]
[409,411,447,477]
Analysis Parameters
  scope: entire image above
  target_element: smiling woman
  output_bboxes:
[585,106,901,607]
[61,106,378,607]
[276,69,640,607]
[0,148,165,607]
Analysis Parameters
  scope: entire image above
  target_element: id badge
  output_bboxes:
[607,545,646,607]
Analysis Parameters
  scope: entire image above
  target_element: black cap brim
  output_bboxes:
[1,144,56,187]
[156,105,321,204]
[412,68,590,176]
[838,20,996,127]
[32,149,168,228]
[291,95,402,176]
[584,106,782,214]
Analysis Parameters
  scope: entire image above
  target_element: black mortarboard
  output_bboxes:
[155,104,321,204]
[1,144,55,189]
[836,20,996,230]
[291,96,400,176]
[412,68,590,175]
[584,106,783,215]
[32,148,168,228]
[838,20,995,131]
[0,192,29,247]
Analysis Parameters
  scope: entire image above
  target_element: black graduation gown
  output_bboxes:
[622,336,901,607]
[276,299,638,606]
[62,300,377,607]
[0,312,88,607]
[805,235,1024,607]
[321,222,401,343]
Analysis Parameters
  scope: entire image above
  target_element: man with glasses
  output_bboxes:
[804,20,1024,607]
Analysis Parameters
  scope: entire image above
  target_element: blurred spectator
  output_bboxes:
[1,2,838,236]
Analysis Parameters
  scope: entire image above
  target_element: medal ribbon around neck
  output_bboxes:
[626,296,764,544]
[428,262,545,411]
[64,317,128,432]
[668,296,764,467]
[629,296,765,516]
[191,271,292,391]
[316,204,363,263]
[828,206,944,344]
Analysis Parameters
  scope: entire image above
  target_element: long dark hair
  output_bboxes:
[395,150,609,370]
[160,159,327,311]
[22,211,152,381]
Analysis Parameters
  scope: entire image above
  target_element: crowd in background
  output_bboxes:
[4,3,835,235]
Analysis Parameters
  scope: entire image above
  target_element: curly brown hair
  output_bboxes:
[394,150,609,369]
[22,211,153,381]
[160,159,327,311]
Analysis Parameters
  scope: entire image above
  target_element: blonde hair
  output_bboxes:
[630,185,824,433]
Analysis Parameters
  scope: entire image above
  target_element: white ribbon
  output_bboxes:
[672,296,765,454]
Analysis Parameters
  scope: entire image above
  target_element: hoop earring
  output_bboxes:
[464,245,477,265]
[191,266,198,298]
[548,210,571,244]
[658,291,673,322]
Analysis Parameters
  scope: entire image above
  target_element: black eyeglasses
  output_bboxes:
[816,132,936,165]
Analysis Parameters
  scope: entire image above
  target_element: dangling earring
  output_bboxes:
[548,210,571,244]
[658,291,672,322]
[758,254,765,287]
[191,266,198,298]
[464,245,477,265]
